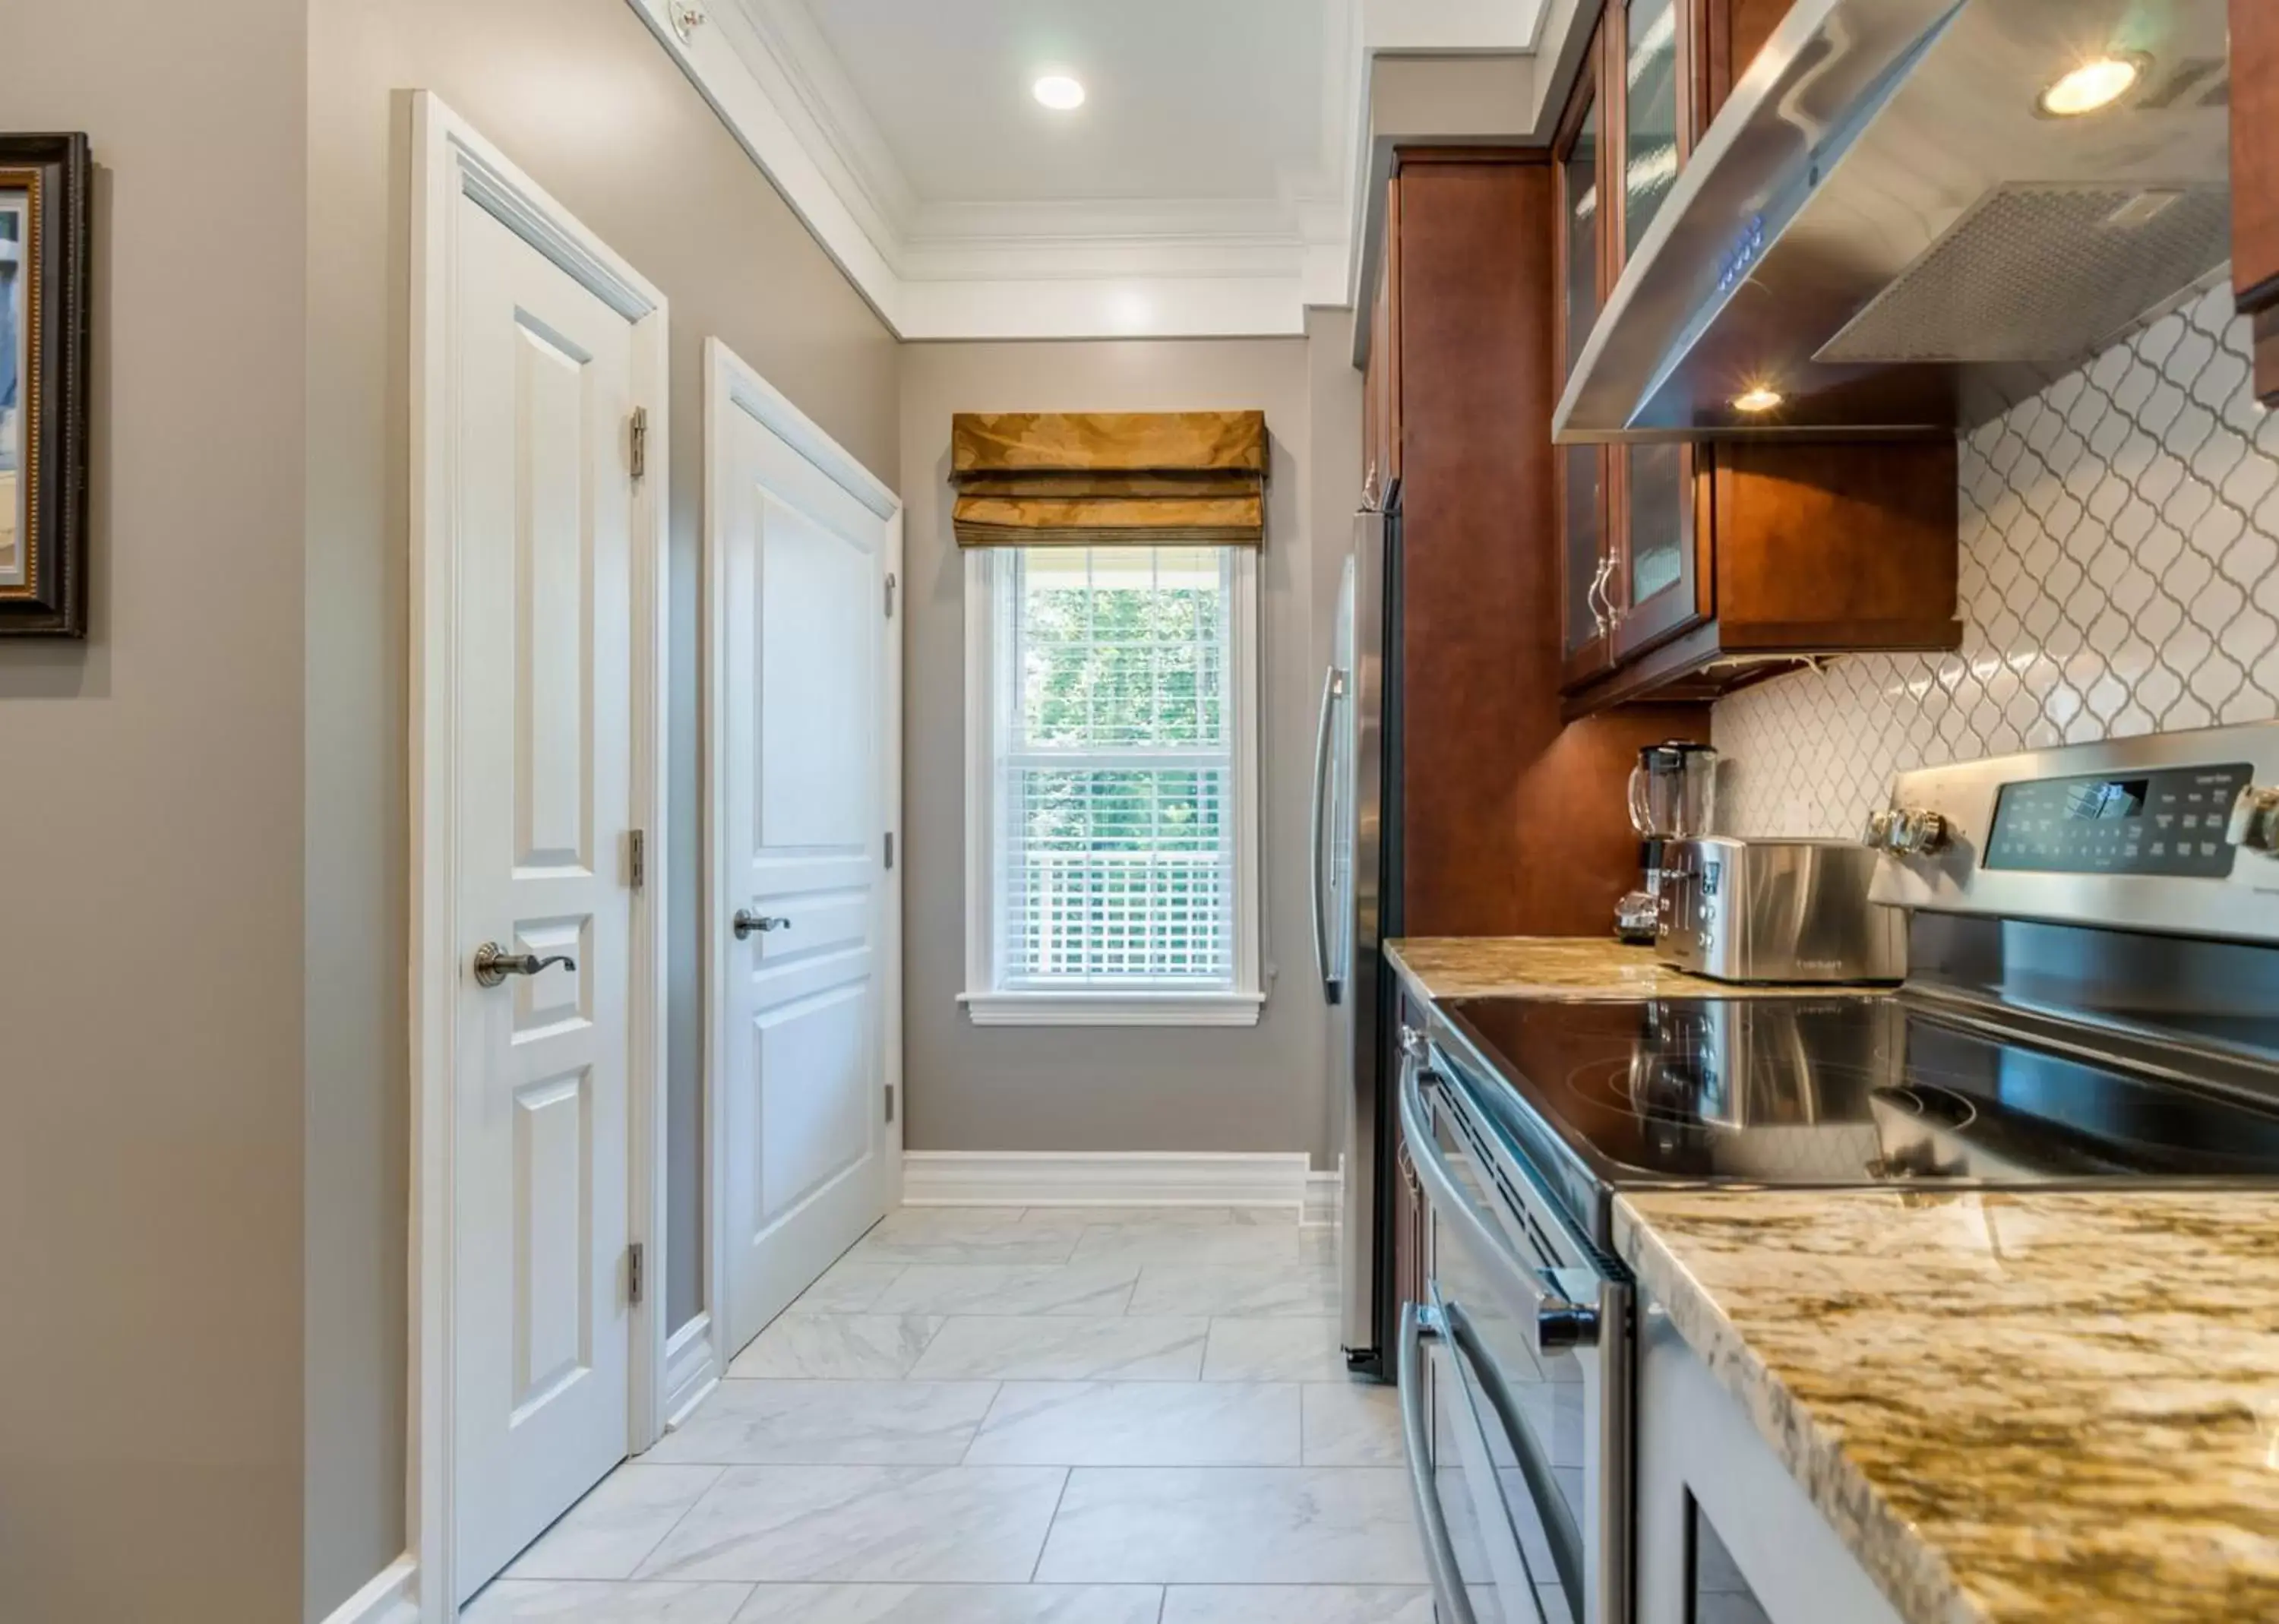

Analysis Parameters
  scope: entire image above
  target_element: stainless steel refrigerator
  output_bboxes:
[1313,484,1400,1375]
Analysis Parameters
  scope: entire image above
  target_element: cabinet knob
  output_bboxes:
[2228,786,2279,856]
[1895,810,1952,855]
[1866,807,1949,855]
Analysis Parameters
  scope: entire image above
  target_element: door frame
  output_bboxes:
[699,337,903,1393]
[404,91,671,1622]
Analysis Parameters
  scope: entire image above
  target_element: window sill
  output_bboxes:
[959,991,1266,1028]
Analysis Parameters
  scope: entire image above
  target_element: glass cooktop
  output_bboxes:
[1437,994,2279,1208]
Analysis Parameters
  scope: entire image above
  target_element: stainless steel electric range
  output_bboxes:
[1395,723,2279,1624]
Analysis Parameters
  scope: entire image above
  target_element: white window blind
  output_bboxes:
[990,546,1239,991]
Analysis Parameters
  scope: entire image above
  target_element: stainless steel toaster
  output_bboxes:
[1657,836,1905,984]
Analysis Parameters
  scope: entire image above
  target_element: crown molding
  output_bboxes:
[724,0,918,235]
[1363,0,1549,54]
[897,195,1335,288]
[625,0,1361,339]
[907,195,1318,245]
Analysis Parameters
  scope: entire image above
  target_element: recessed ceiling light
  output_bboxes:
[1732,386,1784,414]
[2037,55,2142,118]
[1032,74,1086,111]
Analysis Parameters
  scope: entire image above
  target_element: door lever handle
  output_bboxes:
[473,943,577,987]
[734,910,792,940]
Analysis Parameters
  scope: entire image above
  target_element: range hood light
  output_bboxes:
[1732,386,1785,414]
[2037,55,2143,118]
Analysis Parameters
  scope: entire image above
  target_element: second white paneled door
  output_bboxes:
[707,340,900,1360]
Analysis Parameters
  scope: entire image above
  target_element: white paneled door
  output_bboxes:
[709,342,897,1359]
[450,197,639,1601]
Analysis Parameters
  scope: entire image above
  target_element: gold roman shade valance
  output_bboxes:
[950,410,1269,548]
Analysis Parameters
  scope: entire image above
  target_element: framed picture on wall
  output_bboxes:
[0,133,91,638]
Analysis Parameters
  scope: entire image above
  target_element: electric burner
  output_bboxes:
[1432,990,2279,1246]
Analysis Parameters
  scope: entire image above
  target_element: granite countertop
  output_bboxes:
[1615,1189,2279,1624]
[1385,935,1876,1000]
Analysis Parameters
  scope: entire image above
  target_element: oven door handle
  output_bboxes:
[1399,1302,1481,1624]
[1398,1054,1601,1354]
[1443,1299,1586,1607]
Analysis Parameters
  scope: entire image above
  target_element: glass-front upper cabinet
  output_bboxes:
[1621,0,1684,258]
[1607,0,1705,662]
[1558,27,1610,678]
[1620,441,1691,621]
[1563,84,1601,379]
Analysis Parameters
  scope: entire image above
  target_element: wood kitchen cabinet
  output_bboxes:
[1370,150,1708,937]
[2233,0,2279,404]
[1693,0,1796,114]
[1360,149,1712,1321]
[1555,0,1961,717]
[1556,22,1616,689]
[1364,179,1402,498]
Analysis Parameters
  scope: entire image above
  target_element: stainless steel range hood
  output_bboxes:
[1552,0,2233,444]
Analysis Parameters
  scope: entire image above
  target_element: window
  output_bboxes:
[963,544,1263,1025]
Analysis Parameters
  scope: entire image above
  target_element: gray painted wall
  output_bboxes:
[899,333,1361,1164]
[304,1,898,1612]
[0,5,1364,1614]
[0,2,311,1619]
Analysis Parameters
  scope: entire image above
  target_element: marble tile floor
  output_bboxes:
[462,1206,1448,1623]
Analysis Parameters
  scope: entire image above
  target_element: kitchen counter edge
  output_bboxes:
[1612,1188,2279,1624]
[1385,935,1880,1002]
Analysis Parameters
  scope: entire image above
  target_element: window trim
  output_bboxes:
[960,545,1264,1028]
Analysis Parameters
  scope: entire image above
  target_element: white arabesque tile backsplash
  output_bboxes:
[1714,280,2279,836]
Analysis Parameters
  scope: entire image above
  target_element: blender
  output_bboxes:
[1616,741,1719,943]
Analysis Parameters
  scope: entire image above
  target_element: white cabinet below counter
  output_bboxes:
[1636,1294,1902,1624]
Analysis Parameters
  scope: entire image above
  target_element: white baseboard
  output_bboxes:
[662,1312,720,1430]
[1302,1167,1343,1228]
[318,1554,419,1624]
[902,1150,1313,1209]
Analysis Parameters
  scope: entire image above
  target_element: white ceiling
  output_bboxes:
[627,0,1548,337]
[798,0,1337,206]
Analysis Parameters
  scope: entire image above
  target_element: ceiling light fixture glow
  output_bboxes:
[1032,74,1086,111]
[1732,386,1784,414]
[2037,55,2142,118]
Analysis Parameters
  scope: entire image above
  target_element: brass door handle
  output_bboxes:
[473,943,577,987]
[734,910,791,940]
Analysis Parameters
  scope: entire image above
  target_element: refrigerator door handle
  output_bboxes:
[1310,663,1346,1004]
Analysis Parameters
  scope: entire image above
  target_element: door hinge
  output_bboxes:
[627,829,646,890]
[883,571,897,618]
[884,831,895,870]
[884,1083,895,1124]
[628,1242,645,1306]
[629,406,649,480]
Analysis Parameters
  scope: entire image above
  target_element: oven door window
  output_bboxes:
[1427,1076,1594,1624]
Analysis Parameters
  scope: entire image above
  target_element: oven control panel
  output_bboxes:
[1983,763,2252,876]
[1867,722,2279,943]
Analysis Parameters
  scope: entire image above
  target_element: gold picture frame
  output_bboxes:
[0,134,89,638]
